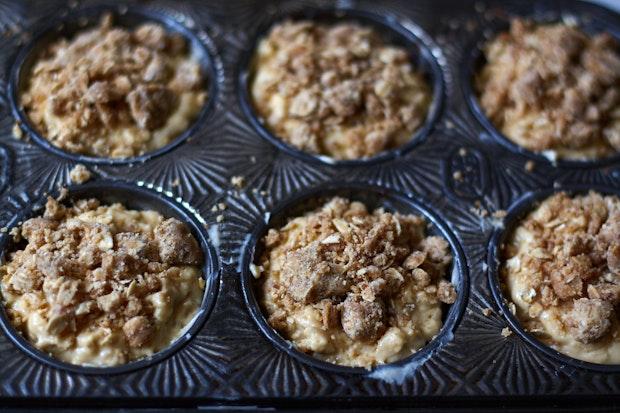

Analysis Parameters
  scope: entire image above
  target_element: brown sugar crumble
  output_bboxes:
[501,191,620,363]
[250,21,432,160]
[255,197,456,367]
[21,13,206,158]
[0,197,204,366]
[231,175,245,188]
[525,160,536,172]
[476,19,620,160]
[69,164,92,184]
[12,122,23,140]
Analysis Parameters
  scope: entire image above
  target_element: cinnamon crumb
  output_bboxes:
[492,209,507,219]
[12,122,23,140]
[69,164,91,184]
[231,175,245,188]
[525,160,535,172]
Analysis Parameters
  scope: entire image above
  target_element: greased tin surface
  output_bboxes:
[0,0,619,409]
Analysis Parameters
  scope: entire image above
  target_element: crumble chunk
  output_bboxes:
[69,164,91,184]
[21,13,206,158]
[501,191,620,363]
[0,197,204,367]
[476,19,620,160]
[250,21,432,160]
[255,197,456,367]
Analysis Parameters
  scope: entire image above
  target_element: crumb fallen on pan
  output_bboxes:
[69,164,91,184]
[231,175,245,188]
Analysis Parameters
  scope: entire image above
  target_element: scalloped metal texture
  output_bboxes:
[0,0,618,407]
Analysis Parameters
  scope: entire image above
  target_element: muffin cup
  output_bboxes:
[487,184,620,372]
[237,6,445,167]
[240,182,468,374]
[8,4,219,165]
[461,15,620,168]
[0,181,220,374]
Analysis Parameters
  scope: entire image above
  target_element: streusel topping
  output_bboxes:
[476,19,620,160]
[0,197,205,366]
[254,197,455,367]
[502,191,620,363]
[21,14,206,158]
[250,21,432,160]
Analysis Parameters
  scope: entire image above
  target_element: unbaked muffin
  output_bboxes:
[21,13,207,158]
[0,196,204,366]
[250,20,432,160]
[253,197,456,368]
[476,19,620,160]
[501,191,620,363]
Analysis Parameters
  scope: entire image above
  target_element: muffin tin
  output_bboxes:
[0,0,618,409]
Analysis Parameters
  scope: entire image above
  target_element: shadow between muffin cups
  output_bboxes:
[0,181,220,375]
[240,182,468,375]
[237,7,445,167]
[461,14,620,169]
[8,3,219,166]
[487,184,620,373]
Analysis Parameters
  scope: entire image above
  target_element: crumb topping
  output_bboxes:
[69,164,91,184]
[21,13,206,158]
[250,21,431,160]
[255,197,455,367]
[0,197,204,366]
[502,191,620,363]
[476,19,620,160]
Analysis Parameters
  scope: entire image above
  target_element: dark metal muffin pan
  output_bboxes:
[0,0,618,409]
